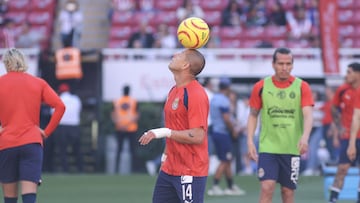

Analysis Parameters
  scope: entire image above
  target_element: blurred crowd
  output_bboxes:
[109,0,321,49]
[0,0,355,50]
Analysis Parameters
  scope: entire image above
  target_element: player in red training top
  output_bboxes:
[139,49,209,203]
[348,68,360,161]
[328,62,360,203]
[0,48,65,203]
[247,47,314,203]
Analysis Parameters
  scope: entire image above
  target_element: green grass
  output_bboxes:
[0,174,354,202]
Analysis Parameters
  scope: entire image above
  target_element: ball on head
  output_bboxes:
[177,17,210,49]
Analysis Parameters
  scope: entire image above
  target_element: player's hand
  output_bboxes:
[0,126,3,134]
[333,136,340,148]
[298,136,308,155]
[39,128,46,139]
[138,131,156,145]
[247,141,258,162]
[347,145,357,161]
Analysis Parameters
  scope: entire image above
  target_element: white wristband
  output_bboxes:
[150,128,172,138]
[161,153,167,162]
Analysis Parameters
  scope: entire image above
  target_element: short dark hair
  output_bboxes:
[123,85,130,96]
[219,77,231,90]
[349,62,360,72]
[272,47,292,63]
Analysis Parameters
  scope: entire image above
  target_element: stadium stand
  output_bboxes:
[107,0,360,49]
[3,0,56,50]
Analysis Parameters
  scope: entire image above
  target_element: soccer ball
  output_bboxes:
[177,17,210,49]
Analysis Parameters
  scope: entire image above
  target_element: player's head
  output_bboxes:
[349,62,360,72]
[345,62,360,85]
[272,47,293,81]
[3,48,28,73]
[219,77,231,91]
[65,0,79,12]
[169,49,206,76]
[58,83,70,93]
[272,47,293,64]
[123,85,130,96]
[185,49,206,76]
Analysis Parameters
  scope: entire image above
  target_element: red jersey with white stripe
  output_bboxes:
[162,80,209,176]
[333,83,360,139]
[0,72,65,150]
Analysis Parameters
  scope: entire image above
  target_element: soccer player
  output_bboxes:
[347,73,360,203]
[247,47,314,203]
[138,49,209,203]
[207,77,245,196]
[328,62,360,203]
[0,48,65,203]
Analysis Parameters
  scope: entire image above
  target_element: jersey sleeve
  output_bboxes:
[332,84,346,107]
[249,80,264,110]
[354,87,360,109]
[187,87,209,130]
[300,81,314,107]
[41,81,65,136]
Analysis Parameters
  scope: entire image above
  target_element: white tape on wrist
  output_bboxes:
[150,128,172,138]
[161,153,167,162]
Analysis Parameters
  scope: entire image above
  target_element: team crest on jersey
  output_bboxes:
[172,97,180,110]
[277,90,286,99]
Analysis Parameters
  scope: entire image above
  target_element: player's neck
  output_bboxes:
[352,80,360,89]
[174,74,195,87]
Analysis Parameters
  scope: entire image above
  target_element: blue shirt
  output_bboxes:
[210,92,231,134]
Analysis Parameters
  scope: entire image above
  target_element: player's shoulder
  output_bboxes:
[251,78,264,93]
[299,78,310,88]
[334,83,352,95]
[187,80,207,93]
[337,83,351,90]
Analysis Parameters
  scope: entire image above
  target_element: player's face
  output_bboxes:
[272,53,293,81]
[168,50,187,72]
[345,67,360,85]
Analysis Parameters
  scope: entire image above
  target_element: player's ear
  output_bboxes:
[182,62,190,71]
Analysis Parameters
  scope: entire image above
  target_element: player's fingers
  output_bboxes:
[138,132,148,144]
[248,149,257,161]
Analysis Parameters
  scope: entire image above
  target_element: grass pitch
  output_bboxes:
[0,174,355,202]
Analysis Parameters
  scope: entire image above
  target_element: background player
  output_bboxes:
[247,47,313,203]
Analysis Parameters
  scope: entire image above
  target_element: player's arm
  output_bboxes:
[42,83,66,137]
[222,110,236,139]
[348,108,360,161]
[331,105,342,134]
[139,127,206,145]
[298,106,313,155]
[298,82,313,154]
[246,81,262,161]
[247,107,259,161]
[168,127,205,144]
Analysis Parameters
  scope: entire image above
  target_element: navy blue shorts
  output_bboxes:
[153,171,207,203]
[211,132,233,161]
[338,139,360,164]
[0,143,43,184]
[257,153,300,190]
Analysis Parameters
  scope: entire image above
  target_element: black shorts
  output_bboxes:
[0,143,43,184]
[153,171,207,203]
[257,153,300,190]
